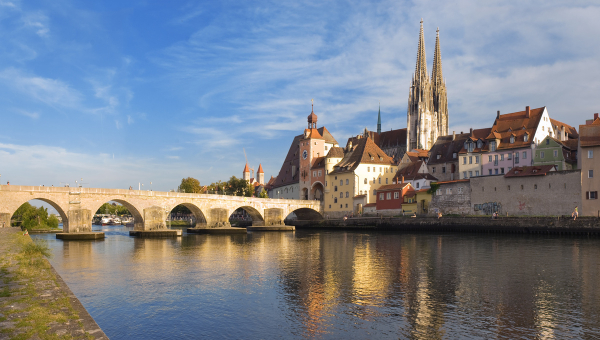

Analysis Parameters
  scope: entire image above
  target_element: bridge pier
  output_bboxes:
[65,209,90,233]
[207,208,230,228]
[141,206,167,231]
[0,213,10,228]
[263,208,284,226]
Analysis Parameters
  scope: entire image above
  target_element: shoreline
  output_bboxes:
[289,216,600,235]
[0,227,109,339]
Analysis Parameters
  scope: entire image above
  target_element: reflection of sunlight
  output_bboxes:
[534,280,556,340]
[352,242,392,308]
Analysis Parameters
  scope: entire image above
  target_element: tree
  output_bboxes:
[178,177,202,193]
[11,202,60,230]
[258,189,269,198]
[427,182,440,195]
[225,176,255,197]
[96,202,130,216]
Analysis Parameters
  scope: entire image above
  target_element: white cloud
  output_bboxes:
[16,109,39,119]
[127,115,134,124]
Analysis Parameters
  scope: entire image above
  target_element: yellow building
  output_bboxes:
[324,135,397,218]
[400,189,432,215]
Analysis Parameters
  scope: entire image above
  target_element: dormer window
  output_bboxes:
[379,157,383,161]
[490,141,497,151]
[468,142,474,152]
[524,134,529,142]
[437,154,441,159]
[510,135,515,144]
[477,140,482,149]
[371,156,374,160]
[453,152,457,158]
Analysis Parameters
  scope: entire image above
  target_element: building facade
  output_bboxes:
[533,136,578,171]
[578,114,600,216]
[407,21,448,151]
[427,132,470,181]
[429,179,471,215]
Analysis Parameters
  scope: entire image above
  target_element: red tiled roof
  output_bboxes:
[331,137,394,174]
[504,165,556,177]
[257,164,264,173]
[377,183,411,191]
[485,107,546,150]
[415,188,429,193]
[550,118,579,138]
[304,128,323,139]
[427,133,471,165]
[308,111,317,123]
[326,147,345,158]
[434,179,470,185]
[311,156,325,169]
[579,120,600,147]
[394,161,438,181]
[243,163,250,172]
[364,203,377,208]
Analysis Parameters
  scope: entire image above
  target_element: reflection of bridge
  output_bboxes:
[0,185,323,232]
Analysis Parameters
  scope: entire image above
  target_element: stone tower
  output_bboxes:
[257,164,264,185]
[407,20,448,150]
[377,103,382,135]
[243,163,250,181]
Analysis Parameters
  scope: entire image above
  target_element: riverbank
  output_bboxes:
[0,227,108,339]
[289,216,600,235]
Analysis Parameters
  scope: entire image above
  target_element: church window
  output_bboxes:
[364,178,367,184]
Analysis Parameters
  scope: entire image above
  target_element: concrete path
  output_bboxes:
[0,227,109,339]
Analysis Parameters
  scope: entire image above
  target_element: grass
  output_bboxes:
[0,231,96,339]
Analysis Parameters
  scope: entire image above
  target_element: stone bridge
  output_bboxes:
[0,185,323,232]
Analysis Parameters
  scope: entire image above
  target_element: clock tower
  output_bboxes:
[299,103,325,200]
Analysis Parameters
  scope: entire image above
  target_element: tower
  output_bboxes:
[299,101,325,200]
[377,103,381,135]
[243,163,250,181]
[257,164,264,185]
[407,20,448,150]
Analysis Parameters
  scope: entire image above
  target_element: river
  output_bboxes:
[32,225,600,339]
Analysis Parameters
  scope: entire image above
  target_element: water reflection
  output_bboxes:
[33,228,600,340]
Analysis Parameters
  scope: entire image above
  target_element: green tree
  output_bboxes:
[427,182,441,195]
[11,202,60,230]
[96,202,130,216]
[178,177,202,193]
[225,176,255,197]
[258,189,269,198]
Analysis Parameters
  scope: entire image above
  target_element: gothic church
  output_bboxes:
[407,20,449,150]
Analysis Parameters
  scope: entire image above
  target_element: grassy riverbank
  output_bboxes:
[168,220,192,226]
[0,227,107,339]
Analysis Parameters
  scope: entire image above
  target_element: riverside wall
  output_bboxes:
[288,216,600,235]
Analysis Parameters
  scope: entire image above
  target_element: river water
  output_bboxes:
[32,225,600,339]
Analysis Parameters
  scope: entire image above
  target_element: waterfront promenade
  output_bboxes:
[0,227,108,339]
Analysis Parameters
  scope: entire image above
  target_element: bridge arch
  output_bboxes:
[9,197,68,229]
[286,207,324,222]
[230,205,265,226]
[89,199,144,230]
[165,202,207,227]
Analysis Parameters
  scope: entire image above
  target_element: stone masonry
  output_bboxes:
[0,185,323,231]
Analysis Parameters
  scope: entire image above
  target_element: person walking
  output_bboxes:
[572,206,578,220]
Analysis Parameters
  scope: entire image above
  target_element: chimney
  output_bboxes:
[470,127,473,135]
[401,175,404,184]
[561,126,566,141]
[347,140,353,151]
[525,106,530,118]
[497,110,500,119]
[595,113,599,120]
[452,131,455,141]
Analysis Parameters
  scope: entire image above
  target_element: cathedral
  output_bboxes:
[407,20,449,151]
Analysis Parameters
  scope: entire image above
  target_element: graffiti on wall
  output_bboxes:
[474,202,502,215]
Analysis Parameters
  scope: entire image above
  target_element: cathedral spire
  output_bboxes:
[377,102,381,135]
[431,27,443,86]
[414,19,428,81]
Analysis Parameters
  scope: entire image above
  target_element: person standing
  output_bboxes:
[572,206,578,220]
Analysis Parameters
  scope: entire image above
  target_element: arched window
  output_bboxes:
[364,178,367,184]
[339,193,343,198]
[345,191,349,198]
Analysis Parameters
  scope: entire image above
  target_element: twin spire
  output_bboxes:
[414,19,444,85]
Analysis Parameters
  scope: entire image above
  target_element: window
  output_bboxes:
[446,188,452,194]
[540,151,545,159]
[469,171,473,177]
[515,152,520,164]
[554,150,558,157]
[378,178,381,184]
[494,155,498,166]
[489,169,492,175]
[325,146,328,150]
[589,170,594,178]
[469,156,473,164]
[335,176,337,180]
[416,182,420,188]
[521,185,524,190]
[587,191,598,199]
[329,205,331,208]
[463,157,467,164]
[500,154,504,161]
[364,178,367,184]
[508,185,510,190]
[334,186,338,192]
[346,179,349,185]
[442,167,446,173]
[340,180,343,186]
[507,167,512,171]
[313,171,316,177]
[546,139,550,145]
[490,141,497,151]
[341,204,343,208]
[373,189,376,195]
[326,181,327,187]
[510,136,515,143]
[588,150,593,158]
[340,193,343,198]
[468,143,474,152]
[453,152,457,158]
[458,187,463,194]
[387,192,391,200]
[524,134,529,142]
[318,170,322,176]
[477,140,482,149]
[437,154,441,159]
[523,152,527,159]
[394,192,399,199]
[373,177,376,184]
[495,169,499,175]
[508,153,512,160]
[345,204,348,208]
[432,167,436,173]
[475,156,479,164]
[475,170,479,176]
[436,189,442,195]
[463,171,467,179]
[501,168,505,174]
[489,155,492,162]
[534,184,537,189]
[386,178,388,184]
[346,192,349,198]
[334,198,338,203]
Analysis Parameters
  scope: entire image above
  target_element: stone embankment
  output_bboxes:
[289,216,600,235]
[0,227,108,339]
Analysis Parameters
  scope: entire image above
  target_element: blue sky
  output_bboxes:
[1,0,599,191]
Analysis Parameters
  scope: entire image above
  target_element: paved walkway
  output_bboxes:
[0,227,108,339]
